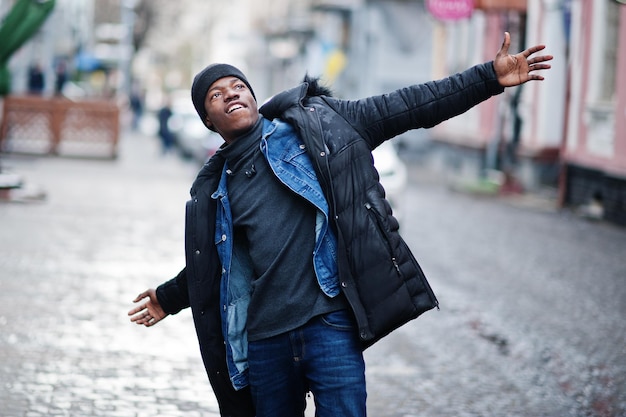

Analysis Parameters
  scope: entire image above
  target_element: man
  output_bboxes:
[27,63,45,95]
[129,32,552,417]
[157,95,175,155]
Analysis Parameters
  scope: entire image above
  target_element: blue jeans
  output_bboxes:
[248,310,367,417]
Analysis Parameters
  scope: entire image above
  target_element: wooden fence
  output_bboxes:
[0,96,120,159]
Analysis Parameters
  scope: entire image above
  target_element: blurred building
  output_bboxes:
[0,0,156,98]
[423,0,566,192]
[0,0,91,96]
[561,0,626,225]
[133,1,434,103]
[421,0,625,225]
[3,0,624,224]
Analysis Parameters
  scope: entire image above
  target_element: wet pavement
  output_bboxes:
[1,129,625,417]
[1,132,215,417]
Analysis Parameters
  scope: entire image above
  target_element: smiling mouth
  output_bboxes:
[227,105,244,114]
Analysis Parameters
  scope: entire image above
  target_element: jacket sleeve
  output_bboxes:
[155,267,190,315]
[325,61,504,147]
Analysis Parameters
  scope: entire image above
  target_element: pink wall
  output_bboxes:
[564,2,626,177]
[614,5,626,172]
[430,13,519,147]
[570,0,592,161]
[479,13,506,143]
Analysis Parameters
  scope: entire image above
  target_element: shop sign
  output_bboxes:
[426,0,474,21]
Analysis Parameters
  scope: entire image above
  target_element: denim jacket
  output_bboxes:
[211,118,339,389]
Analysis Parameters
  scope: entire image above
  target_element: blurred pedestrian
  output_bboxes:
[54,59,68,96]
[129,83,144,131]
[27,63,44,95]
[157,96,175,155]
[129,32,552,417]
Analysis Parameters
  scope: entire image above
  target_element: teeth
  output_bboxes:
[228,105,243,114]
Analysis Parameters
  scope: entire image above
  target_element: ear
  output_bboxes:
[204,115,213,129]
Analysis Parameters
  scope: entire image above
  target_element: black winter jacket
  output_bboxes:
[156,61,504,411]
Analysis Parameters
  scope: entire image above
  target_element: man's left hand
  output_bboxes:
[495,32,553,87]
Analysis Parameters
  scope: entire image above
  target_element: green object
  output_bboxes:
[0,65,10,95]
[0,0,56,95]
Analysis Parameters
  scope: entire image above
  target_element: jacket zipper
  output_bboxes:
[364,202,401,276]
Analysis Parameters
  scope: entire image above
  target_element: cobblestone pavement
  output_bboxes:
[1,132,217,417]
[1,130,625,417]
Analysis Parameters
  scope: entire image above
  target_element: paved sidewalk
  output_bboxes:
[1,131,222,416]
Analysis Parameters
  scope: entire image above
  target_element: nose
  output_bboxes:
[224,87,239,101]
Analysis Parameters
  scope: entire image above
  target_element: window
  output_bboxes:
[599,0,619,103]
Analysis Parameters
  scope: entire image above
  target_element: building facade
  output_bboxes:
[424,0,626,225]
[4,0,624,224]
[561,0,626,225]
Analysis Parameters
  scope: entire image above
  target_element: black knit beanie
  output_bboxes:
[191,63,256,131]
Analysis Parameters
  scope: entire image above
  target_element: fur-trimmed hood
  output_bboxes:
[259,75,332,121]
[302,74,333,97]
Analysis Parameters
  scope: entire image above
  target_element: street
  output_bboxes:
[366,161,626,417]
[1,130,625,417]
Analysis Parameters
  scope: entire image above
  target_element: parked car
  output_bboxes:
[168,101,223,165]
[372,141,408,218]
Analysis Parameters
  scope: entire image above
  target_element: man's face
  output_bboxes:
[204,76,258,143]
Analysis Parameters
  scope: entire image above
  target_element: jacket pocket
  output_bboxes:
[364,201,401,276]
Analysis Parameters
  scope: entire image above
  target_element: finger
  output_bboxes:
[129,309,148,319]
[132,315,151,325]
[127,304,146,316]
[529,63,552,72]
[524,44,546,57]
[132,291,149,303]
[146,316,160,327]
[128,308,141,317]
[533,54,553,63]
[499,32,511,55]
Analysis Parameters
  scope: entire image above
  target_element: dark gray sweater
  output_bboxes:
[219,117,346,342]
